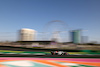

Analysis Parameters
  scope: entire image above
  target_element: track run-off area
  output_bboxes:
[0,58,100,67]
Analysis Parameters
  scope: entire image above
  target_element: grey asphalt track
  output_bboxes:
[0,54,100,58]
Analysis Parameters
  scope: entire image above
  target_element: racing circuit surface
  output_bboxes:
[0,46,100,67]
[0,54,100,58]
[0,46,100,58]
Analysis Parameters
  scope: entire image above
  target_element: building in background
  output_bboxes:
[19,28,36,41]
[81,36,88,44]
[70,30,82,44]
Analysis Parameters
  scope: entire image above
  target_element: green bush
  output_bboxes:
[32,47,42,48]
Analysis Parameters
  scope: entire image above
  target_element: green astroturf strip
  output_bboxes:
[0,50,24,53]
[23,52,46,53]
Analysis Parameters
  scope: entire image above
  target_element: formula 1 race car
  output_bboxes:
[51,51,69,55]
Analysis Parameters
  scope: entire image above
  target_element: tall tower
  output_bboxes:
[19,28,36,41]
[70,30,81,44]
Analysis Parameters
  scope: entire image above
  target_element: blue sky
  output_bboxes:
[0,0,100,42]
